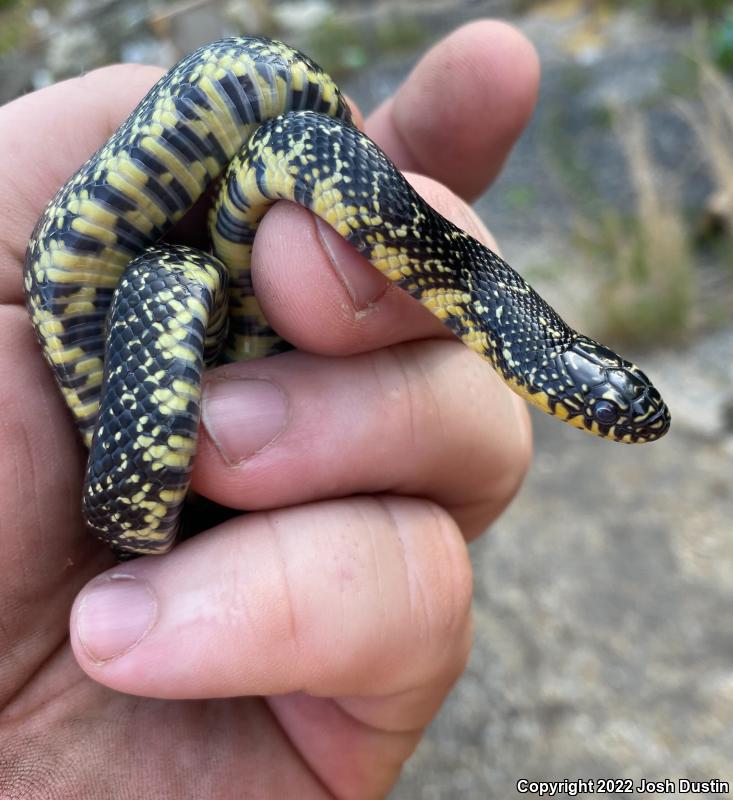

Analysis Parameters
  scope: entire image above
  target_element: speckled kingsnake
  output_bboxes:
[24,36,671,555]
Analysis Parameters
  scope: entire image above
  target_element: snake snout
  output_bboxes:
[612,365,671,442]
[562,337,670,443]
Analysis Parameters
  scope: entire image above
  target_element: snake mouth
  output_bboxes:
[609,397,671,443]
[631,375,671,441]
[633,402,672,441]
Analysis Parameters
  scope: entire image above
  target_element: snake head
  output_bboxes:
[557,336,670,443]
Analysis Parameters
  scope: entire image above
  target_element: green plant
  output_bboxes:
[543,105,600,210]
[375,15,427,54]
[0,0,31,56]
[511,0,732,20]
[660,55,700,98]
[306,17,368,77]
[627,0,732,20]
[505,185,536,211]
[710,10,733,69]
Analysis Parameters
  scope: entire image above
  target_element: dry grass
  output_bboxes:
[577,108,694,344]
[680,60,733,234]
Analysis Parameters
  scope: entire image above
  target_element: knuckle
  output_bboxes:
[403,499,474,682]
[422,500,473,635]
[393,497,473,645]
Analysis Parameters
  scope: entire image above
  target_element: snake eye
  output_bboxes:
[593,399,620,426]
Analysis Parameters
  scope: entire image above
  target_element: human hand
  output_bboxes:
[0,21,537,799]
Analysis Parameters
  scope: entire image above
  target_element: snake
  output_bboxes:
[24,36,671,556]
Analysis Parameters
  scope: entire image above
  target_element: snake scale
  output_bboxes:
[24,36,671,555]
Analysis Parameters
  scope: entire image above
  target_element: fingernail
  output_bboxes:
[76,575,157,663]
[315,217,389,310]
[203,378,288,465]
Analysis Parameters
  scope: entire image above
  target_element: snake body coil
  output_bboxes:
[24,37,670,555]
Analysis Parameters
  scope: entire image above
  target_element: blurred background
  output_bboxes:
[2,0,732,796]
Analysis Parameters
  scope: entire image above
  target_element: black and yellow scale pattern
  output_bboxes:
[24,37,670,555]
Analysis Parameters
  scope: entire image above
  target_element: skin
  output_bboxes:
[0,21,538,800]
